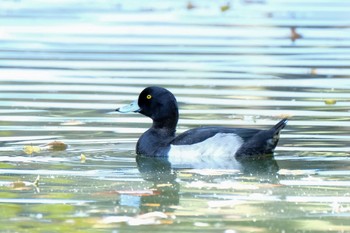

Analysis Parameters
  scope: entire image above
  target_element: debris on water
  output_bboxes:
[23,141,67,154]
[324,99,336,105]
[290,27,302,42]
[80,153,86,163]
[310,68,318,75]
[33,175,40,187]
[187,1,195,10]
[220,2,230,12]
[44,141,68,151]
[10,175,40,192]
[12,181,26,189]
[23,145,41,155]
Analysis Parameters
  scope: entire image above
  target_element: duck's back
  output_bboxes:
[171,126,260,146]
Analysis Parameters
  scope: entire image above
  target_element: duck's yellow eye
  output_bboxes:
[146,94,152,100]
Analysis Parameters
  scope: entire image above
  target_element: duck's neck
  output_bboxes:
[152,117,178,136]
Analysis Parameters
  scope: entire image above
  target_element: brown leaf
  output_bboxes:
[45,141,68,151]
[291,27,302,42]
[12,181,26,189]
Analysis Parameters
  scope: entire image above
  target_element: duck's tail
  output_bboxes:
[235,118,288,159]
[272,118,288,133]
[267,118,288,152]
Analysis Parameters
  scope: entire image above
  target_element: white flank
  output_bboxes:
[168,133,244,169]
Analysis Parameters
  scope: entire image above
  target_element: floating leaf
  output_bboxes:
[324,99,336,105]
[290,27,302,42]
[45,141,68,151]
[12,181,26,189]
[23,145,41,155]
[80,153,86,163]
[220,3,230,12]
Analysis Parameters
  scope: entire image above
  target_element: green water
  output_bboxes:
[1,0,350,232]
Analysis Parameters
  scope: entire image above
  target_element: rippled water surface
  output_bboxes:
[1,0,350,232]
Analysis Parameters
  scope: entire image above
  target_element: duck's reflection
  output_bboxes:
[116,156,180,213]
[118,155,280,213]
[236,154,280,175]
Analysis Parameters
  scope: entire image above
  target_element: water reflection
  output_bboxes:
[130,154,280,213]
[237,154,280,176]
[116,156,180,213]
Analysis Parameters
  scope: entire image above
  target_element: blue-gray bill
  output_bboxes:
[116,100,140,113]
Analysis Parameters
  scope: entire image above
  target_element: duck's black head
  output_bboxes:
[117,86,179,129]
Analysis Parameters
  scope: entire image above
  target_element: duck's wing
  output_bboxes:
[171,126,261,146]
[171,118,288,157]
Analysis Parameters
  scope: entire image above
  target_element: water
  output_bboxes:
[1,0,350,232]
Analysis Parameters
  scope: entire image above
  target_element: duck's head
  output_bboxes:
[116,86,179,128]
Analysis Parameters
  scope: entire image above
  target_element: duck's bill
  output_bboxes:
[116,100,140,113]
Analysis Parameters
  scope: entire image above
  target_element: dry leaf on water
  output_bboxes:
[23,145,41,155]
[44,141,68,151]
[10,175,40,191]
[12,181,26,189]
[23,141,68,154]
[290,27,302,42]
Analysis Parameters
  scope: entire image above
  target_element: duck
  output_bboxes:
[116,86,288,169]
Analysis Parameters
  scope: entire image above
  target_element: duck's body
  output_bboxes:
[116,86,287,168]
